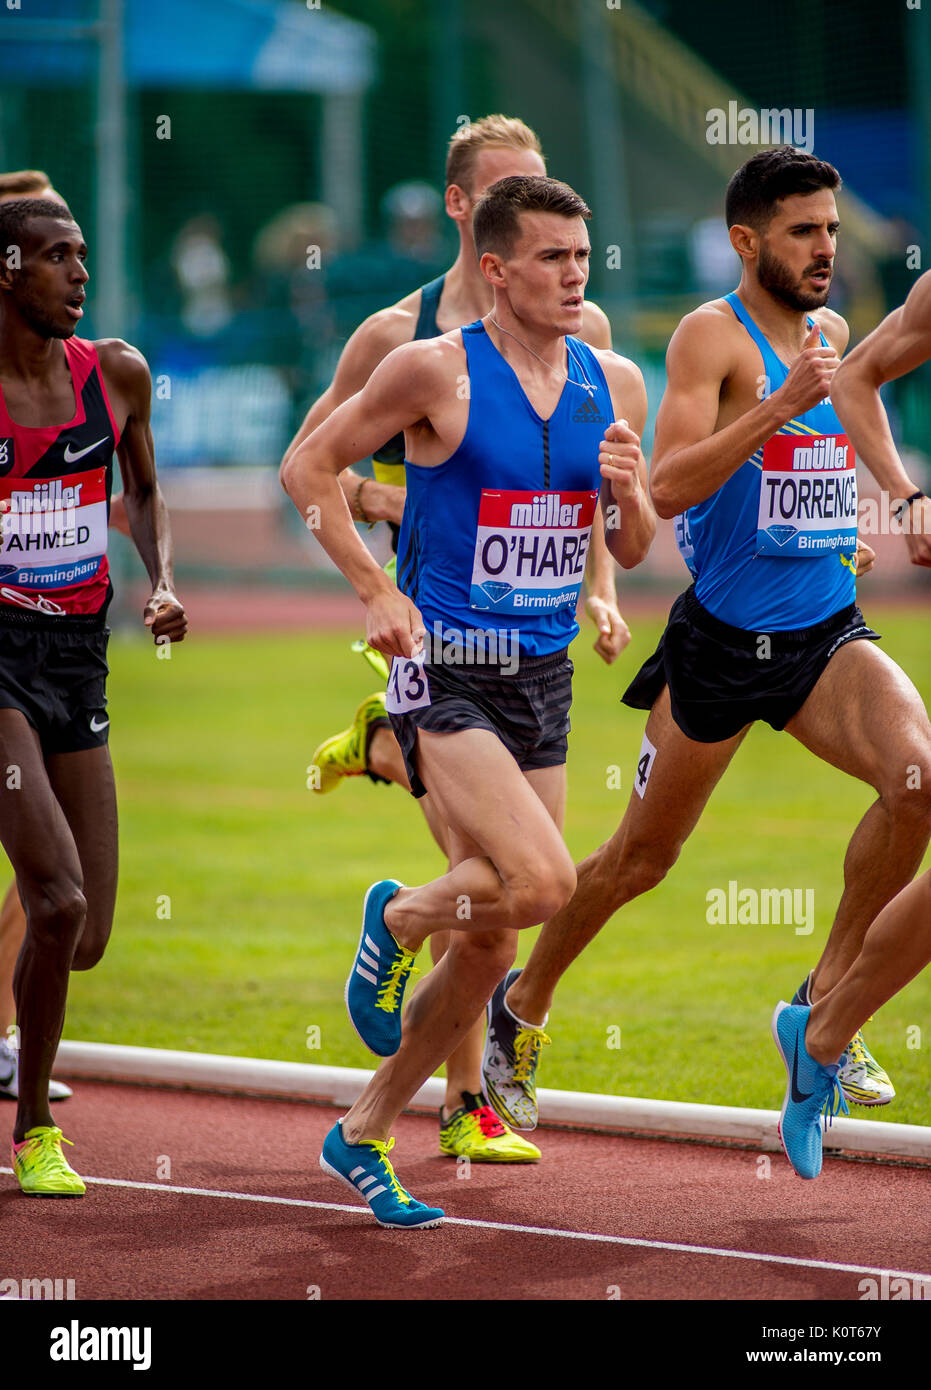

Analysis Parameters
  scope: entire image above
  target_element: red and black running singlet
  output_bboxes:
[0,337,120,617]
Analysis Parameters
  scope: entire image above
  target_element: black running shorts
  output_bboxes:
[0,610,110,755]
[622,585,880,744]
[389,647,573,799]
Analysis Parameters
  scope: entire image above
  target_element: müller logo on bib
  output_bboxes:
[757,432,858,558]
[470,488,597,612]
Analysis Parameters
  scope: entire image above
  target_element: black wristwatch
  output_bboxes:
[894,490,926,522]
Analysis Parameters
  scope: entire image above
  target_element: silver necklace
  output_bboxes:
[488,316,596,395]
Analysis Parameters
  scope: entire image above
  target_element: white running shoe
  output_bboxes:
[0,1032,73,1102]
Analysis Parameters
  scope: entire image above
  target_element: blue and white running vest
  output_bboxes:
[674,292,857,630]
[396,321,613,656]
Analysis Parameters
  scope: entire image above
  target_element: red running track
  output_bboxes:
[1,1080,929,1303]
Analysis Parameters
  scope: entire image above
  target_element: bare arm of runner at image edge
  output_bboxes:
[831,268,931,568]
[772,271,931,1180]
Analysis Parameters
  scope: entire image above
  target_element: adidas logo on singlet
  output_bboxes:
[0,439,13,476]
[571,396,606,424]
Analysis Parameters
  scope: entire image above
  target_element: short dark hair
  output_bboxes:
[725,147,841,231]
[0,198,78,263]
[473,175,591,258]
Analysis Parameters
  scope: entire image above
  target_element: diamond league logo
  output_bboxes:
[0,438,13,477]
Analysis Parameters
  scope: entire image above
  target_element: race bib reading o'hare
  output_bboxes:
[757,434,857,558]
[469,489,598,613]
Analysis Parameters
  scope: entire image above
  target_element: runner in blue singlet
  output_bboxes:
[279,118,632,1167]
[281,173,655,1225]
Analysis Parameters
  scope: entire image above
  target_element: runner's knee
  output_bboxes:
[595,832,678,905]
[510,857,577,927]
[448,928,517,986]
[21,878,86,953]
[881,762,931,833]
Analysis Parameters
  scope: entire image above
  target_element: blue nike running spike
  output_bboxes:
[771,1001,848,1179]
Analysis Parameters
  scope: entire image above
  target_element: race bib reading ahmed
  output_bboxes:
[0,468,108,593]
[469,489,598,613]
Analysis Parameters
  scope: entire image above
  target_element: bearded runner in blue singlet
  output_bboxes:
[483,147,931,1133]
[282,174,654,1226]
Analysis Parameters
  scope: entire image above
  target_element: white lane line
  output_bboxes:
[3,1168,928,1282]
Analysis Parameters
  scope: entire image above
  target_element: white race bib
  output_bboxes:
[0,467,107,591]
[386,651,432,714]
[469,488,598,613]
[757,433,857,558]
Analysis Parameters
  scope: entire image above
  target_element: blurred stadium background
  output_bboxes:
[0,0,928,1114]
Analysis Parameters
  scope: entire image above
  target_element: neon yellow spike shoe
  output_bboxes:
[350,639,391,685]
[310,692,389,794]
[12,1126,85,1197]
[838,1023,895,1107]
[792,976,894,1107]
[439,1091,541,1162]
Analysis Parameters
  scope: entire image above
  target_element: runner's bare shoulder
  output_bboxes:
[580,299,612,349]
[591,348,647,423]
[372,328,466,410]
[665,300,745,383]
[93,339,150,420]
[94,338,149,384]
[810,306,849,354]
[354,286,428,354]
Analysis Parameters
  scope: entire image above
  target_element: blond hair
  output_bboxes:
[446,116,543,193]
[0,169,52,200]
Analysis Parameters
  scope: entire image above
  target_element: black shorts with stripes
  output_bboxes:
[388,646,573,799]
[622,584,880,743]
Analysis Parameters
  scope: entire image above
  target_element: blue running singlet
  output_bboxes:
[673,292,857,630]
[396,321,613,656]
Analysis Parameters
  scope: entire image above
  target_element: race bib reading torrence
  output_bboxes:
[757,434,857,558]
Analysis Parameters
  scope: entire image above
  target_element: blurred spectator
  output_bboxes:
[325,178,446,336]
[252,201,340,341]
[171,214,235,338]
[688,208,736,296]
[381,179,444,266]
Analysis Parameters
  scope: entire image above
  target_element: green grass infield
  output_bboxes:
[49,601,931,1125]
